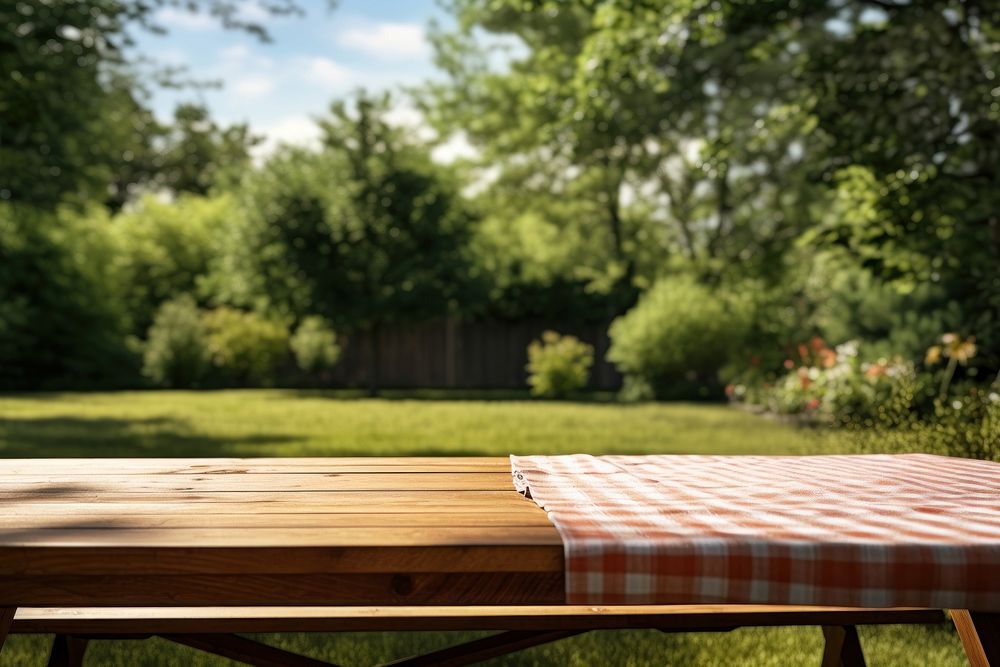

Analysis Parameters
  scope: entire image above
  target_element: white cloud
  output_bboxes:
[297,56,354,89]
[219,44,251,62]
[232,74,276,98]
[337,22,429,60]
[157,7,217,31]
[432,133,478,164]
[237,3,273,25]
[255,115,323,157]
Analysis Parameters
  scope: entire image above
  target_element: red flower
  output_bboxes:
[725,384,735,397]
[783,359,795,370]
[750,355,760,367]
[797,367,811,390]
[798,344,809,361]
[865,364,887,379]
[805,398,821,410]
[809,336,825,352]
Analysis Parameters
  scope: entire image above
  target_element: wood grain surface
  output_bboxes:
[0,457,564,607]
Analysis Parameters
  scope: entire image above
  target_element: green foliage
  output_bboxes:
[804,250,963,362]
[0,1,295,209]
[220,93,475,327]
[142,295,211,388]
[157,104,261,196]
[0,204,134,388]
[608,277,750,396]
[203,308,289,386]
[525,331,594,398]
[291,316,342,374]
[113,194,235,335]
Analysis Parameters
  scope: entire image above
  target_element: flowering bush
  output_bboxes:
[729,331,999,462]
[728,337,919,424]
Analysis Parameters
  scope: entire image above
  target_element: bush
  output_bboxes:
[526,331,594,398]
[291,316,341,373]
[142,295,210,388]
[0,203,136,389]
[113,194,234,337]
[608,277,750,398]
[203,307,289,386]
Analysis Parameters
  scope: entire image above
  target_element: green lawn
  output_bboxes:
[0,390,967,666]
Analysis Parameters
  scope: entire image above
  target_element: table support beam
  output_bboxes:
[0,607,15,656]
[387,629,585,667]
[47,635,89,667]
[821,625,866,667]
[161,633,337,667]
[952,610,1000,667]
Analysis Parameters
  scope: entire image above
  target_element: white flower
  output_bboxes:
[808,367,820,380]
[952,400,963,410]
[835,340,859,360]
[988,392,999,404]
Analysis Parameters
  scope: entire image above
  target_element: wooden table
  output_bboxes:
[0,457,995,666]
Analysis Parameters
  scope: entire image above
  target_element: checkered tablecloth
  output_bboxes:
[510,453,1000,609]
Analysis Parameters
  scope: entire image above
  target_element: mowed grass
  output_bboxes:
[0,390,967,666]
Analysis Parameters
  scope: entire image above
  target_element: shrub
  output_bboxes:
[526,331,594,398]
[608,277,750,397]
[202,308,290,386]
[142,295,211,388]
[291,316,342,373]
[113,194,234,336]
[0,203,136,389]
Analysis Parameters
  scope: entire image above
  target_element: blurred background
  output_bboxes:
[1,0,998,664]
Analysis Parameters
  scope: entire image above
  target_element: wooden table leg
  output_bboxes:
[48,635,90,667]
[0,607,15,657]
[952,610,1000,667]
[821,625,866,667]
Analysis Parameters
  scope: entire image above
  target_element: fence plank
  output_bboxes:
[328,319,620,390]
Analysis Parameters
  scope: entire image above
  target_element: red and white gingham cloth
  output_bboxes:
[511,453,1000,609]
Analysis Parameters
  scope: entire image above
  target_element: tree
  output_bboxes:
[1,0,323,209]
[217,92,477,394]
[157,104,261,196]
[0,204,134,389]
[424,1,819,310]
[113,194,237,336]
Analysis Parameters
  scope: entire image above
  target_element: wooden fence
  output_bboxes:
[327,318,622,390]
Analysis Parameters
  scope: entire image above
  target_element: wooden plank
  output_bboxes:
[0,490,541,517]
[0,545,563,576]
[11,606,946,635]
[952,610,1000,667]
[0,485,534,498]
[0,572,566,607]
[0,526,562,548]
[0,472,513,492]
[0,457,512,474]
[0,512,555,529]
[1,500,544,517]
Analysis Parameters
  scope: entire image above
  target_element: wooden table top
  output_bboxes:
[0,458,565,607]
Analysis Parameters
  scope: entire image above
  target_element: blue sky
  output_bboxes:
[136,0,453,154]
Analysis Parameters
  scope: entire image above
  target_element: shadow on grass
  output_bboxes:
[0,415,300,458]
[283,388,621,403]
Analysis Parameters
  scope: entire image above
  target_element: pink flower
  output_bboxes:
[805,398,821,411]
